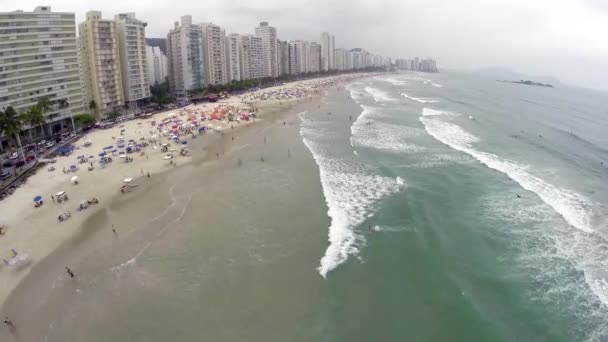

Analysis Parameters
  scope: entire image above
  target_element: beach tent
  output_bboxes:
[123,178,133,183]
[71,176,79,184]
[33,195,42,202]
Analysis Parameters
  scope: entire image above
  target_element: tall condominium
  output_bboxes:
[278,40,289,76]
[287,41,301,75]
[320,32,335,71]
[300,41,310,74]
[0,6,85,142]
[335,48,347,71]
[254,22,278,77]
[200,22,227,86]
[115,13,150,108]
[225,33,241,82]
[308,43,321,73]
[166,16,203,98]
[145,45,168,85]
[241,34,264,79]
[79,11,124,116]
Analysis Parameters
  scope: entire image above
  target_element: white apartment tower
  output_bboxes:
[308,43,321,73]
[335,48,347,71]
[201,22,227,86]
[287,41,301,75]
[225,33,241,82]
[166,16,203,98]
[241,34,264,79]
[115,13,150,107]
[278,40,290,76]
[320,32,335,71]
[145,45,168,85]
[0,6,85,141]
[79,11,124,116]
[254,22,278,77]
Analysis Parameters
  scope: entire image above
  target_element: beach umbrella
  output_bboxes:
[69,165,77,170]
[181,141,188,145]
[33,195,42,202]
[98,152,106,157]
[88,155,95,159]
[71,176,79,184]
[112,149,118,153]
[123,178,133,183]
[104,145,113,150]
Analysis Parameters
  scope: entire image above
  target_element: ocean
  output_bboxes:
[5,72,608,341]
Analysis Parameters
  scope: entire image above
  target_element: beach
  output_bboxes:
[0,74,373,335]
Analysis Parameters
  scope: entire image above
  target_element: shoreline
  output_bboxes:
[0,73,371,313]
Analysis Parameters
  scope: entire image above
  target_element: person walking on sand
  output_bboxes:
[3,317,15,330]
[65,266,75,279]
[51,195,55,202]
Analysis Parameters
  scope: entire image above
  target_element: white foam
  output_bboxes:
[422,108,459,117]
[300,113,404,278]
[419,112,594,234]
[431,82,443,88]
[351,115,425,153]
[365,86,397,103]
[396,176,405,185]
[401,93,439,104]
[383,78,407,86]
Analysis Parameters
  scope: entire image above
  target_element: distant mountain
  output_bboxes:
[475,67,560,86]
[145,38,167,55]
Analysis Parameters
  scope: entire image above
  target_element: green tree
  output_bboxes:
[108,111,121,120]
[20,104,45,142]
[37,96,52,137]
[89,100,99,118]
[74,113,96,127]
[0,106,26,164]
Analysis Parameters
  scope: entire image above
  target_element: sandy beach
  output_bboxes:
[0,73,374,310]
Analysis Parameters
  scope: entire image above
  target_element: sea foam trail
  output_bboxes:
[401,93,439,104]
[350,105,424,153]
[300,112,404,277]
[419,109,594,234]
[365,86,397,103]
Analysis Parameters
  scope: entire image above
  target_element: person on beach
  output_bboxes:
[3,317,15,330]
[65,266,75,279]
[51,195,55,202]
[147,172,150,178]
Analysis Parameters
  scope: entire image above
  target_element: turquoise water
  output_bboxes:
[5,73,608,341]
[302,73,608,341]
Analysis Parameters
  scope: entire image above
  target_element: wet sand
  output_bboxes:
[0,95,324,341]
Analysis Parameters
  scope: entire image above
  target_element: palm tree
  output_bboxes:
[57,98,74,132]
[0,106,26,164]
[37,97,52,137]
[89,100,98,118]
[20,105,44,143]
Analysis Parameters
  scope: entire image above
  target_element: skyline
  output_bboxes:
[1,0,607,91]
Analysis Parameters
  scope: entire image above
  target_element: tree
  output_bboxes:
[89,100,98,118]
[108,111,121,120]
[37,96,51,137]
[150,82,173,104]
[57,98,74,132]
[0,106,26,164]
[74,113,96,127]
[20,104,45,142]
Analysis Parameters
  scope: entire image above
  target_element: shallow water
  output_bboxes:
[4,73,608,341]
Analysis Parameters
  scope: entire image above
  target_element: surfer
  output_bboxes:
[516,194,522,199]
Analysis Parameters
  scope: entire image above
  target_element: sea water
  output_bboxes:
[5,72,608,342]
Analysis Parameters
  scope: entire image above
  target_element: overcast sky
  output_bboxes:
[3,0,607,91]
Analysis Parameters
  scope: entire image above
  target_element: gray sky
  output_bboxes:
[3,0,607,90]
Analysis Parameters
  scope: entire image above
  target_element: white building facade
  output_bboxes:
[320,32,335,71]
[200,22,227,86]
[115,13,150,107]
[254,22,278,77]
[145,45,168,85]
[0,6,85,141]
[225,33,241,82]
[166,16,203,97]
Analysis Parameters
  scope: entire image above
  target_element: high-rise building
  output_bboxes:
[335,48,347,71]
[0,6,85,143]
[115,13,150,108]
[320,32,335,71]
[166,16,203,98]
[308,43,321,73]
[287,41,301,75]
[79,11,124,116]
[278,40,290,76]
[300,41,310,74]
[145,45,168,85]
[225,33,242,82]
[200,23,227,86]
[241,34,264,79]
[254,22,278,77]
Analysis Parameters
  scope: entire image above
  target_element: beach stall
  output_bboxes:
[55,191,69,203]
[33,195,43,208]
